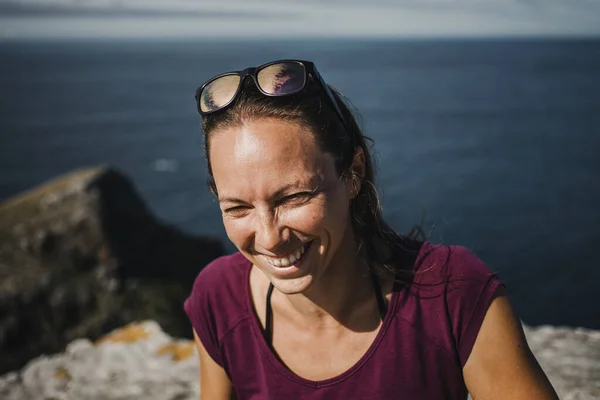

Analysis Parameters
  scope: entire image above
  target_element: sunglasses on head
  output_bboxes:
[194,60,347,130]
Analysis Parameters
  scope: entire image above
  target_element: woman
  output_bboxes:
[184,60,558,399]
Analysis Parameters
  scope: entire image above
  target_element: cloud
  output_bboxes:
[1,0,599,39]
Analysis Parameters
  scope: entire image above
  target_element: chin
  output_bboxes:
[270,274,315,295]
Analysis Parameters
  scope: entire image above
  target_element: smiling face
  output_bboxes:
[209,118,359,294]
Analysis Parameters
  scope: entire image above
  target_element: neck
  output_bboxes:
[281,231,378,329]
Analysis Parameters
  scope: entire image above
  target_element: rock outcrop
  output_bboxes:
[0,167,225,375]
[0,321,200,400]
[0,321,598,400]
[523,325,600,399]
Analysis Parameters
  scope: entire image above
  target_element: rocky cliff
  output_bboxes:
[0,167,225,375]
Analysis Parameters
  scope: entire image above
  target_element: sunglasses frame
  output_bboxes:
[195,59,347,130]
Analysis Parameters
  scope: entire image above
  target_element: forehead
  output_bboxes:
[208,119,335,199]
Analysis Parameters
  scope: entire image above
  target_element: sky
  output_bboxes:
[1,0,600,39]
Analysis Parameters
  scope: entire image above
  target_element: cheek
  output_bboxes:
[286,204,328,232]
[286,196,350,234]
[222,217,253,248]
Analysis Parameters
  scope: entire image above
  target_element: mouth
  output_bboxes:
[262,241,314,269]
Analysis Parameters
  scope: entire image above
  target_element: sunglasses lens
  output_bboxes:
[257,62,306,95]
[199,74,241,113]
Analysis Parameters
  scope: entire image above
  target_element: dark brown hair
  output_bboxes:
[201,79,424,278]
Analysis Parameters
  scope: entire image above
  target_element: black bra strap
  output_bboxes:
[264,283,275,345]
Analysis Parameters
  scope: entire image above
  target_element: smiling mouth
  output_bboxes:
[262,241,313,268]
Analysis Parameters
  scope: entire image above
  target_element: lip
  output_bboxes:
[265,240,314,277]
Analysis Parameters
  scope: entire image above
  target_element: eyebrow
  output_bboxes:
[218,176,324,204]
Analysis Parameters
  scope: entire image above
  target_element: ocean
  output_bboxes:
[1,39,599,329]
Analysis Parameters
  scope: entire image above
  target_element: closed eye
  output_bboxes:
[223,205,250,214]
[276,192,313,206]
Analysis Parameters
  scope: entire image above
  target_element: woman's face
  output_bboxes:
[209,118,358,294]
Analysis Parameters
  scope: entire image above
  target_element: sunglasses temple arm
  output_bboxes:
[313,70,348,131]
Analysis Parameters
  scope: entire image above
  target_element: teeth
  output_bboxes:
[264,242,310,267]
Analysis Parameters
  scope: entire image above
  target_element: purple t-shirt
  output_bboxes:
[184,242,502,399]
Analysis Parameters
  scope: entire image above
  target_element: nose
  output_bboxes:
[254,208,288,253]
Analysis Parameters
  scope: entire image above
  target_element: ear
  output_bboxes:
[347,147,366,199]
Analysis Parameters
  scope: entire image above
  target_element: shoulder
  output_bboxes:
[414,242,497,285]
[184,252,251,337]
[191,252,250,293]
[409,243,504,365]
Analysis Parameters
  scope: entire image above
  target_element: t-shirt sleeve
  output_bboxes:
[443,246,504,367]
[184,261,226,368]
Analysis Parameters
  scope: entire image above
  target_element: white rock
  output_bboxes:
[0,321,200,400]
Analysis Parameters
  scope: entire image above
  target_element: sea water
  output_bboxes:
[1,39,599,328]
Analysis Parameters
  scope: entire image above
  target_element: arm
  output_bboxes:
[193,329,237,400]
[463,287,559,400]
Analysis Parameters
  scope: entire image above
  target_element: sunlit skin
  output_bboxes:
[209,118,377,317]
[212,118,342,292]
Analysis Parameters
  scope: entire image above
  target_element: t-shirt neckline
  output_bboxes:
[242,258,402,388]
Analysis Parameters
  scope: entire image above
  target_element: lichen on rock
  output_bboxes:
[0,321,201,400]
